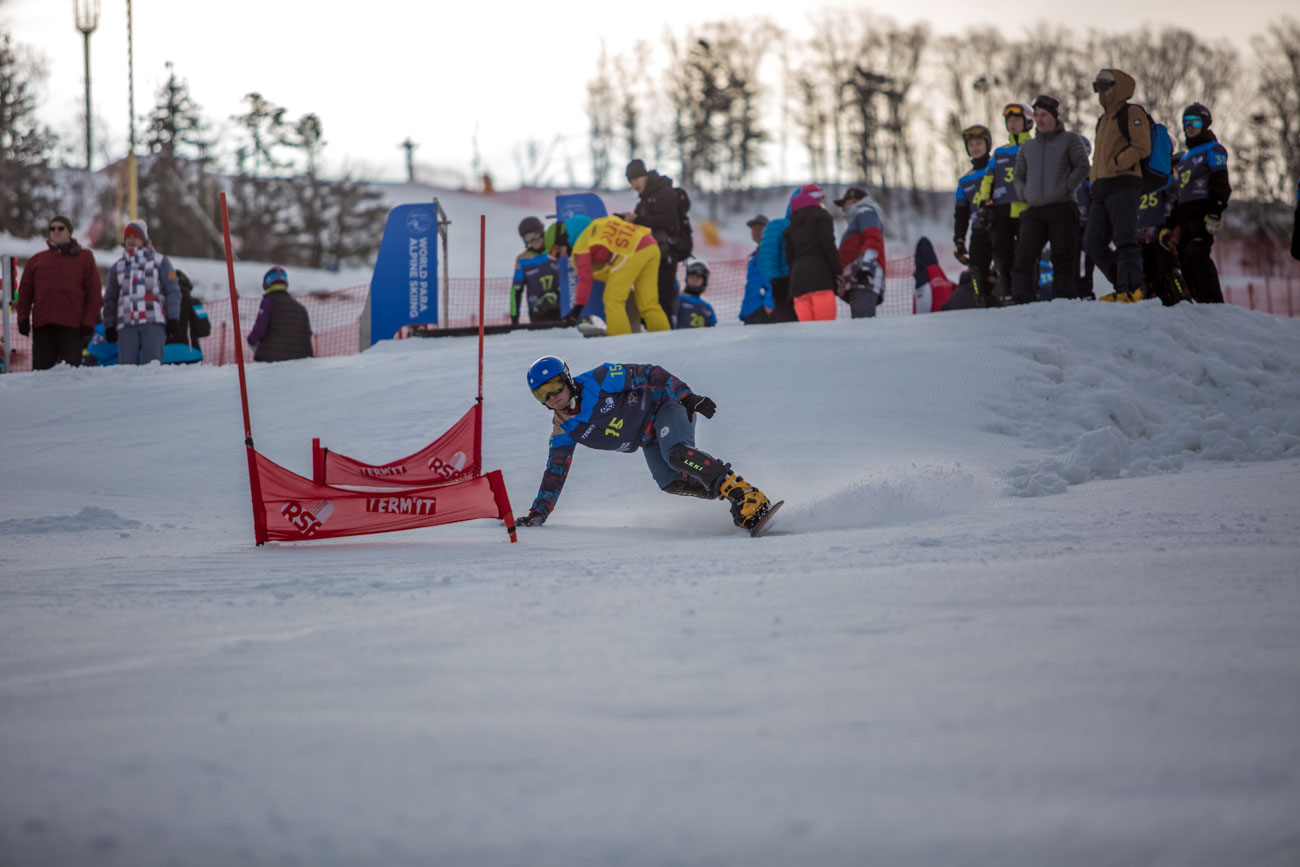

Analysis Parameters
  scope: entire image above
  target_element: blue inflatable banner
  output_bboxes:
[555,193,607,320]
[370,204,438,345]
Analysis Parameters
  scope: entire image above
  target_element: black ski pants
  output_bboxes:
[987,207,1019,299]
[1085,183,1142,293]
[1177,219,1224,304]
[32,324,84,370]
[968,226,994,298]
[1011,202,1078,303]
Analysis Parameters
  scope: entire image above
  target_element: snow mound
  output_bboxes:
[787,464,995,532]
[0,506,143,535]
[994,302,1300,496]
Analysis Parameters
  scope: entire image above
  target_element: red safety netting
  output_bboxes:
[314,404,482,487]
[5,245,1299,373]
[253,448,513,543]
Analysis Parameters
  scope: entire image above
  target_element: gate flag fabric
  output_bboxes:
[370,203,439,345]
[555,193,607,321]
[255,449,512,543]
[315,404,480,487]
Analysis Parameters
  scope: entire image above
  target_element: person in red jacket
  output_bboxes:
[15,215,102,370]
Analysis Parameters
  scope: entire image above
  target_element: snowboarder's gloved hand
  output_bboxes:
[1158,227,1179,252]
[953,238,970,265]
[681,393,716,421]
[1204,214,1222,235]
[104,326,118,343]
[516,511,546,527]
[562,304,584,327]
[17,319,30,337]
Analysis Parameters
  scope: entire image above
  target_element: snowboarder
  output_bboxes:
[675,257,717,328]
[509,216,561,325]
[516,355,779,534]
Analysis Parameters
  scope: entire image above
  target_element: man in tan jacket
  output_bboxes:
[1084,68,1151,302]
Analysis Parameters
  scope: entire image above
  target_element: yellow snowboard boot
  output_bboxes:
[716,473,770,529]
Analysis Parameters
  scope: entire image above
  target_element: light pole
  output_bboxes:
[74,0,99,172]
[125,0,137,219]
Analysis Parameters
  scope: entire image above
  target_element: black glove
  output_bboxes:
[516,511,546,527]
[17,319,30,337]
[681,393,716,421]
[562,304,584,327]
[953,238,970,265]
[104,326,118,343]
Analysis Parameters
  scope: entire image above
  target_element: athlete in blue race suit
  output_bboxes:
[518,356,773,531]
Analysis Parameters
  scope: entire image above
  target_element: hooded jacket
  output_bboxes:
[631,171,687,259]
[1089,69,1151,187]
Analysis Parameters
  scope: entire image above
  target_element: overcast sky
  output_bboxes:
[4,0,1291,188]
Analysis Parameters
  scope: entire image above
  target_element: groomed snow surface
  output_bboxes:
[2,299,1299,866]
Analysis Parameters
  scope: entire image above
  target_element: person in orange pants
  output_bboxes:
[568,216,670,336]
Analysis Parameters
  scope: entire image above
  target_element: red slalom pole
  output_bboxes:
[475,214,486,465]
[219,192,267,545]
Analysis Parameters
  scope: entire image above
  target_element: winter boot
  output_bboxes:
[716,472,770,529]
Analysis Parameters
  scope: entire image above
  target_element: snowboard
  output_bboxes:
[748,500,783,538]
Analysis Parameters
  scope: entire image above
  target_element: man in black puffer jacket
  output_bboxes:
[246,266,313,362]
[621,159,690,326]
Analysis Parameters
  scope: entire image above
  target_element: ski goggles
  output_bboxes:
[523,230,544,244]
[961,125,990,140]
[1181,115,1205,129]
[531,377,565,404]
[1002,105,1027,118]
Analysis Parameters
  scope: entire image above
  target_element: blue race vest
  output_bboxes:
[554,365,654,453]
[519,253,560,316]
[989,145,1021,205]
[1175,142,1229,205]
[1137,184,1175,232]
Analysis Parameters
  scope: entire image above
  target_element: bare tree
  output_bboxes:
[584,44,617,189]
[0,30,57,236]
[1245,17,1300,200]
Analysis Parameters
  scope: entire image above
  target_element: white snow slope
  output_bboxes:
[2,300,1299,867]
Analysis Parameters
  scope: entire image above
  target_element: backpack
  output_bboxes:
[1120,104,1173,193]
[671,187,694,260]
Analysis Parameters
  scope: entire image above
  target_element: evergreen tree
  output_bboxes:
[139,64,223,257]
[0,31,58,236]
[228,92,295,262]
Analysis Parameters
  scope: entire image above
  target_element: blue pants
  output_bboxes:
[643,401,696,489]
[1085,185,1142,293]
[117,323,166,365]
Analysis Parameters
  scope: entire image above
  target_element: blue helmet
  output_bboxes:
[527,355,574,404]
[263,266,288,291]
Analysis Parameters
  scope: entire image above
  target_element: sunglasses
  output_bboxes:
[1091,80,1115,93]
[531,378,565,404]
[1182,116,1204,128]
[48,225,68,233]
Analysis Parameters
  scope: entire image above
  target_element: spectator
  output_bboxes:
[783,184,840,322]
[953,124,998,306]
[246,266,314,362]
[1075,137,1095,299]
[1293,177,1300,262]
[1010,94,1090,303]
[1167,103,1231,304]
[740,214,774,324]
[102,219,180,365]
[975,103,1034,301]
[620,159,691,327]
[1137,153,1183,304]
[676,257,717,328]
[172,269,211,355]
[1085,68,1151,303]
[757,189,800,322]
[834,186,887,318]
[509,216,561,325]
[913,237,956,313]
[15,214,102,370]
[564,215,670,336]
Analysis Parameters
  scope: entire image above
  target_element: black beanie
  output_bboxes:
[1032,95,1060,122]
[626,159,648,181]
[51,214,74,232]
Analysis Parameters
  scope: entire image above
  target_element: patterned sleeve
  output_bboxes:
[530,443,575,518]
[625,363,692,402]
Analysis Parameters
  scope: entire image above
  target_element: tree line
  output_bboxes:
[0,32,386,266]
[584,14,1300,214]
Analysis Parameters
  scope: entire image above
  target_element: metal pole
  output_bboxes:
[435,197,450,328]
[1,255,13,374]
[126,0,137,219]
[74,0,100,172]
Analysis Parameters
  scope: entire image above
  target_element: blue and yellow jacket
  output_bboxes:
[975,131,1032,218]
[529,363,692,517]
